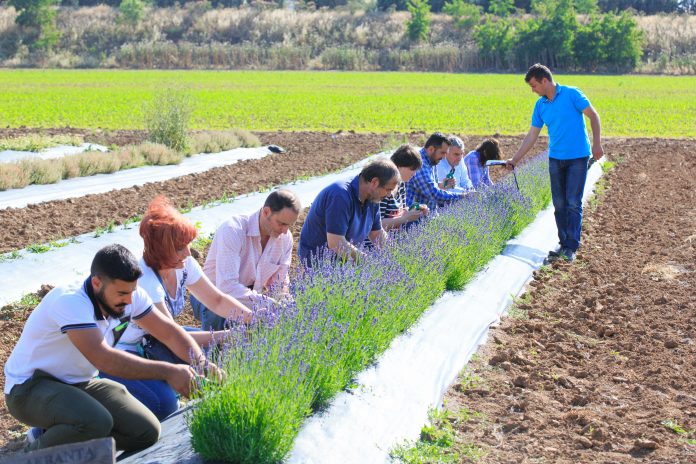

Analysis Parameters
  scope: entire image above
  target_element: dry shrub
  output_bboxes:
[0,134,83,152]
[137,142,183,165]
[0,162,30,190]
[22,159,63,185]
[188,130,260,155]
[76,151,121,176]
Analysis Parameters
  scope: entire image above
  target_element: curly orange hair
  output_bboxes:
[139,196,197,271]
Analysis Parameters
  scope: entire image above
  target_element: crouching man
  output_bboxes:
[4,244,215,452]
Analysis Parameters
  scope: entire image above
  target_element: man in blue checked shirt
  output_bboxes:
[406,132,469,211]
[507,63,604,263]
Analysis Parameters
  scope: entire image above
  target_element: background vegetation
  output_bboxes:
[0,1,693,73]
[0,70,693,137]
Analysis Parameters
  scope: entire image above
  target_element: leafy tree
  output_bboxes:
[574,0,598,12]
[406,0,431,42]
[443,0,482,29]
[118,0,145,27]
[7,0,61,51]
[600,11,643,71]
[488,0,514,15]
[573,14,605,70]
[473,14,513,67]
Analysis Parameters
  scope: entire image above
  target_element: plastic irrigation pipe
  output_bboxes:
[486,159,520,191]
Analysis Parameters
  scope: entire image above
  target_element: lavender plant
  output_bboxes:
[188,153,551,463]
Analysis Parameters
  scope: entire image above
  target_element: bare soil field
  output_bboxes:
[445,138,696,463]
[1,133,693,461]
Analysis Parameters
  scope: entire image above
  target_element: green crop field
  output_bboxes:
[0,70,694,137]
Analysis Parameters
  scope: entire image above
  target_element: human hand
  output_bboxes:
[418,205,429,216]
[592,144,604,161]
[403,209,424,222]
[166,364,197,398]
[505,158,516,170]
[444,178,456,189]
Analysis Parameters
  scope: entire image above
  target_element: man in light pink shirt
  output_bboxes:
[191,189,301,330]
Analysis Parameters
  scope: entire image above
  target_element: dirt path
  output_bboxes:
[442,138,696,463]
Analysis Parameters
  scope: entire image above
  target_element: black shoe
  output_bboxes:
[543,248,561,265]
[559,247,576,262]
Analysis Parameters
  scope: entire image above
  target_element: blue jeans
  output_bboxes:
[549,156,589,252]
[99,352,178,422]
[190,294,227,331]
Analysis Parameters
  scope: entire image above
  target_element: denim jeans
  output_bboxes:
[549,156,589,252]
[99,351,178,422]
[190,294,227,331]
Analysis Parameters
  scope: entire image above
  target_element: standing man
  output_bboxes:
[507,63,603,262]
[193,189,301,330]
[407,132,468,212]
[299,159,399,265]
[4,245,210,452]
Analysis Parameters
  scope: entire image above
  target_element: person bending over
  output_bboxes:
[299,159,399,266]
[436,135,474,193]
[507,64,603,262]
[406,132,468,211]
[463,138,502,189]
[192,189,300,330]
[379,144,429,230]
[101,196,252,420]
[4,245,217,451]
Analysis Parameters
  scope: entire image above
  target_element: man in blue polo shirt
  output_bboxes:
[299,159,400,265]
[507,63,603,262]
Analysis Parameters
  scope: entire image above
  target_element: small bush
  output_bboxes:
[144,90,193,152]
[22,158,62,184]
[0,162,30,190]
[137,142,182,165]
[0,134,83,152]
[118,0,145,27]
[406,0,431,42]
[188,130,261,155]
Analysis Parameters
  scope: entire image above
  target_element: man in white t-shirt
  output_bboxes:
[4,244,212,452]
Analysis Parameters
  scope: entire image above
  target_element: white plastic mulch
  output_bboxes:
[0,153,385,308]
[0,146,274,209]
[0,143,109,164]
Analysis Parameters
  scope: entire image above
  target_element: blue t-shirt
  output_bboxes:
[531,84,592,160]
[298,175,382,262]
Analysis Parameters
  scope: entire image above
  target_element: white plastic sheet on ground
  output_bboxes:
[118,157,604,464]
[0,143,108,164]
[0,146,273,209]
[287,159,605,464]
[0,153,385,308]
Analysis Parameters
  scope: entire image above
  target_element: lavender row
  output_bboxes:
[187,153,551,463]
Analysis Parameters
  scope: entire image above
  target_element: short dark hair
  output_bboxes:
[390,144,422,170]
[424,132,450,150]
[476,138,501,165]
[360,159,400,186]
[264,189,301,214]
[91,244,142,282]
[525,63,553,83]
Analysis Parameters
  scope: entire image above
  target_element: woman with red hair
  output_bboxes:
[101,195,252,420]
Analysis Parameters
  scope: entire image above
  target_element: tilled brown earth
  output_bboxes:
[2,135,692,460]
[445,138,696,463]
[0,131,538,254]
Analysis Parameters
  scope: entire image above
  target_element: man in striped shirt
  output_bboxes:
[379,144,429,230]
[406,133,468,211]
